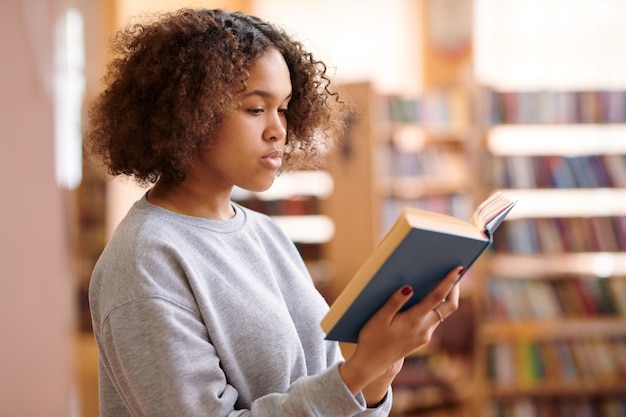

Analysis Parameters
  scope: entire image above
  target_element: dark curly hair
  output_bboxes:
[85,8,345,186]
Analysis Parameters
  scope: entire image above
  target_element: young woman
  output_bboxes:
[86,8,461,417]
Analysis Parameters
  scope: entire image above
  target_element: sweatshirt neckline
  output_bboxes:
[136,192,246,233]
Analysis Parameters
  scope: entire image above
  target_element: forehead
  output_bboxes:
[242,48,292,97]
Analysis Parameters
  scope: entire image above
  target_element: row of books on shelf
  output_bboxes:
[234,196,320,216]
[486,275,626,320]
[491,155,626,189]
[493,217,626,254]
[481,89,626,124]
[485,337,626,389]
[384,89,469,131]
[376,142,468,179]
[379,193,473,236]
[487,397,626,417]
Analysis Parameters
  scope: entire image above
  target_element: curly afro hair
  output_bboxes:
[85,8,345,186]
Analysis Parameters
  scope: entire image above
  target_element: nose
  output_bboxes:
[264,113,287,143]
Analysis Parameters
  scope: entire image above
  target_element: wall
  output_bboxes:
[253,0,422,94]
[474,0,626,90]
[0,1,74,416]
[117,0,250,19]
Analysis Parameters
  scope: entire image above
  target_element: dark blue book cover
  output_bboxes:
[322,193,515,343]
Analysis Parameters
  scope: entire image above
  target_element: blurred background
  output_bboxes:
[2,0,626,416]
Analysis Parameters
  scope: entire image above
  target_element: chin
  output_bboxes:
[245,181,275,193]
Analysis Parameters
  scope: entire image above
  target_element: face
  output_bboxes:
[195,48,292,194]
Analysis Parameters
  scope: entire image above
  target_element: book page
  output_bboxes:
[405,208,487,240]
[469,191,515,229]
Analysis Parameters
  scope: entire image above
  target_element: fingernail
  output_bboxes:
[401,286,413,296]
[458,267,466,276]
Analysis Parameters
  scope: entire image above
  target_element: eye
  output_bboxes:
[248,108,264,115]
[278,107,288,115]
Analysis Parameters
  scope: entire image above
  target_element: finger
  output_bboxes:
[436,282,460,319]
[433,306,445,324]
[373,285,415,323]
[424,266,464,311]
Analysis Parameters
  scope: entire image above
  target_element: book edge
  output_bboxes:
[321,209,413,332]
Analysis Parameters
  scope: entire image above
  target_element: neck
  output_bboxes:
[147,180,235,220]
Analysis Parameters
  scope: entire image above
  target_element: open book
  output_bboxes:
[321,191,516,343]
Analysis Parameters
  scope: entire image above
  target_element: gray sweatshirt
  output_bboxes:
[89,195,392,417]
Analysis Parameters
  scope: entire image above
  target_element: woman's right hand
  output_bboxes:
[338,266,463,401]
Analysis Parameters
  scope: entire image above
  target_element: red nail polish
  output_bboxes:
[401,286,413,296]
[458,267,466,276]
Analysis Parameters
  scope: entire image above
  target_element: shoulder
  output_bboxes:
[89,197,199,320]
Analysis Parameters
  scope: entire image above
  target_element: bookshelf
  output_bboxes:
[324,81,478,415]
[320,5,478,415]
[475,87,626,416]
[324,81,477,300]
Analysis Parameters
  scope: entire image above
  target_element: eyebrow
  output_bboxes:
[243,90,292,101]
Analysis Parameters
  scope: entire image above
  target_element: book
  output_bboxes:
[321,191,516,343]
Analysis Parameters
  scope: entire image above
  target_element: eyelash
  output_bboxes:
[248,108,288,115]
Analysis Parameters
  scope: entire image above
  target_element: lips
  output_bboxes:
[262,149,283,169]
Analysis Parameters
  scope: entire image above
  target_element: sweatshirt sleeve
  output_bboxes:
[96,297,392,417]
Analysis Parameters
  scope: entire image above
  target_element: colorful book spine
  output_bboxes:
[485,275,625,320]
[481,89,626,124]
[492,155,626,189]
[486,337,626,388]
[493,217,626,254]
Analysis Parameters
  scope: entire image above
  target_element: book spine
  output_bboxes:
[483,89,626,124]
[486,275,626,321]
[493,155,626,189]
[495,217,626,254]
[486,337,626,388]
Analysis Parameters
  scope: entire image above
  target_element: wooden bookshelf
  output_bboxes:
[324,80,478,415]
[475,86,626,415]
[324,81,477,300]
[321,5,479,415]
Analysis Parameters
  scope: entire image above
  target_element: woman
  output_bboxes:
[86,8,461,417]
